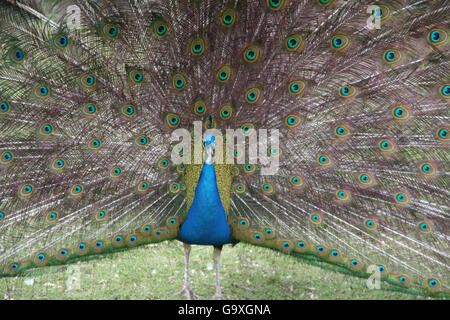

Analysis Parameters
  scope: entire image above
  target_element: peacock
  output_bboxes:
[0,0,449,300]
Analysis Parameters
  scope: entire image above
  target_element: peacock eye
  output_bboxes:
[221,8,237,27]
[288,80,306,95]
[330,34,350,51]
[378,139,394,152]
[285,34,303,52]
[11,48,25,62]
[172,73,186,90]
[190,37,206,56]
[103,24,119,39]
[436,128,448,140]
[216,65,232,83]
[427,28,448,46]
[39,86,49,96]
[0,101,9,113]
[153,19,169,38]
[243,44,261,63]
[383,49,401,64]
[267,0,286,10]
[244,87,262,104]
[441,85,450,97]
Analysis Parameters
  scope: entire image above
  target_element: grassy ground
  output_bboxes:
[0,240,440,300]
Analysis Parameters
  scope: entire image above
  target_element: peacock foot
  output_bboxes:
[177,285,200,300]
[212,292,224,300]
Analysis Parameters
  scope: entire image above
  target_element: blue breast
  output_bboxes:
[179,163,233,245]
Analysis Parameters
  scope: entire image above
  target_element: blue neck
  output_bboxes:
[179,163,232,245]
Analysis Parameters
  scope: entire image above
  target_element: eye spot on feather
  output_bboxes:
[135,135,149,147]
[158,157,170,169]
[358,173,374,186]
[51,158,66,171]
[241,123,256,136]
[137,180,150,193]
[427,28,448,46]
[0,211,5,221]
[103,23,119,39]
[56,249,69,261]
[219,103,233,120]
[190,37,206,56]
[330,33,350,51]
[165,113,181,128]
[419,162,435,176]
[233,183,246,194]
[394,191,410,205]
[35,84,50,98]
[126,234,139,246]
[141,224,153,235]
[13,48,25,62]
[417,220,432,233]
[243,43,262,63]
[112,234,125,247]
[54,34,69,48]
[309,213,322,225]
[153,19,169,38]
[221,8,237,27]
[378,139,395,152]
[285,34,304,52]
[193,98,207,116]
[267,0,287,10]
[288,80,306,96]
[70,184,84,197]
[261,183,274,195]
[110,166,122,178]
[317,0,335,7]
[216,64,232,83]
[1,151,14,164]
[334,124,350,137]
[169,182,180,194]
[439,84,450,99]
[0,101,10,114]
[426,278,440,291]
[285,115,300,128]
[121,104,136,117]
[19,184,34,198]
[371,4,391,22]
[244,87,262,104]
[172,73,186,91]
[96,210,107,221]
[88,138,102,150]
[364,219,377,230]
[336,189,350,201]
[338,85,356,98]
[82,103,97,116]
[396,275,410,285]
[317,154,331,166]
[75,242,89,255]
[392,105,410,120]
[383,49,402,64]
[331,249,339,257]
[289,175,303,188]
[40,123,53,135]
[81,74,96,88]
[436,127,449,141]
[128,70,144,84]
[8,262,20,273]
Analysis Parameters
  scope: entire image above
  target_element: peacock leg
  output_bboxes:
[212,245,224,300]
[177,243,199,299]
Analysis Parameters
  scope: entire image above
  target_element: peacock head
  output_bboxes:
[203,134,215,164]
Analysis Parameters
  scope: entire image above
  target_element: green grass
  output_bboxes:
[0,241,442,300]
